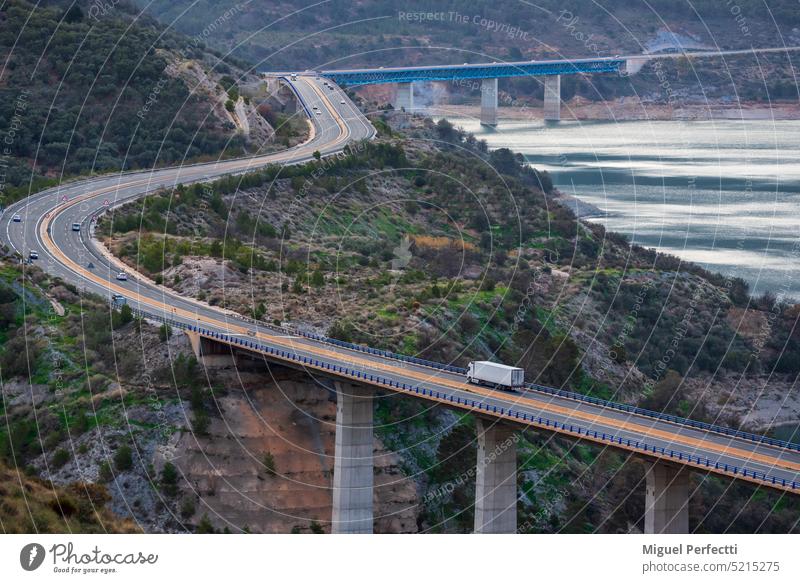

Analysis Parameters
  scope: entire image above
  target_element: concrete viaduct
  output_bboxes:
[176,321,799,535]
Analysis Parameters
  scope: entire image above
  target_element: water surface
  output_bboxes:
[447,117,800,298]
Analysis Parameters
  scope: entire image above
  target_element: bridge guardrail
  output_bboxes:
[119,302,799,493]
[261,313,800,453]
[524,382,800,453]
[117,302,800,454]
[240,310,800,453]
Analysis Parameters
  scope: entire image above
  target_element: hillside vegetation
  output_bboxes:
[0,0,254,206]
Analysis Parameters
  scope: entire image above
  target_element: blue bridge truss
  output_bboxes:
[320,58,626,87]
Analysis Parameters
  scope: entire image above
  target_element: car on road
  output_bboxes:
[12,214,21,222]
[71,223,81,232]
[111,294,126,304]
[29,251,39,260]
[315,110,321,115]
[340,100,345,104]
[116,272,128,281]
[87,262,95,269]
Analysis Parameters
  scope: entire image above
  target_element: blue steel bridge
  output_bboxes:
[319,57,625,86]
[309,47,800,125]
[316,55,636,124]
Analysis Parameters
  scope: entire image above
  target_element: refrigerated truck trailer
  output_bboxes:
[466,361,525,389]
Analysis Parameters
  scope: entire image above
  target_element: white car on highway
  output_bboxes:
[116,272,128,281]
[12,214,21,222]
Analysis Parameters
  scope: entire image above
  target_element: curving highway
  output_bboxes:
[2,76,799,495]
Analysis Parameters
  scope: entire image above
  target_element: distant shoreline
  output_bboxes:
[423,99,800,122]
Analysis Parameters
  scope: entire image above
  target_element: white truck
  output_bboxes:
[466,361,524,390]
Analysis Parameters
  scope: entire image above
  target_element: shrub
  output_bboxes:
[113,445,133,471]
[196,514,215,533]
[159,324,172,342]
[161,462,179,496]
[180,498,195,519]
[98,461,113,482]
[119,304,133,325]
[262,451,276,475]
[192,412,210,435]
[52,449,70,469]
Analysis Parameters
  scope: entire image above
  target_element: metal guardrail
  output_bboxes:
[525,383,800,453]
[121,303,799,492]
[278,76,313,118]
[223,311,800,453]
[117,301,800,454]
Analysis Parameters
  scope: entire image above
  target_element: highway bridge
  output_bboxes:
[2,75,799,534]
[312,46,800,125]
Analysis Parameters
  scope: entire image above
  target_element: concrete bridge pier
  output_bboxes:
[625,57,648,76]
[480,78,498,126]
[543,74,561,121]
[186,331,238,368]
[474,418,518,533]
[394,82,414,112]
[644,462,690,534]
[331,381,374,533]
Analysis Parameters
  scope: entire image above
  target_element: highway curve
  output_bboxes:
[2,76,800,495]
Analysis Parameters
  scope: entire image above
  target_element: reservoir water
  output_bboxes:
[446,117,800,299]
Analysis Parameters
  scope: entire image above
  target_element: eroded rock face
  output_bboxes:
[161,367,419,533]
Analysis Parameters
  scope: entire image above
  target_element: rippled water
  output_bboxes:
[446,117,800,298]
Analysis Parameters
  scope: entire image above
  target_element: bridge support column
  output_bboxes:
[626,57,648,76]
[543,74,561,121]
[644,462,690,534]
[185,330,237,368]
[480,78,498,126]
[394,82,414,112]
[474,418,517,533]
[332,381,374,533]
